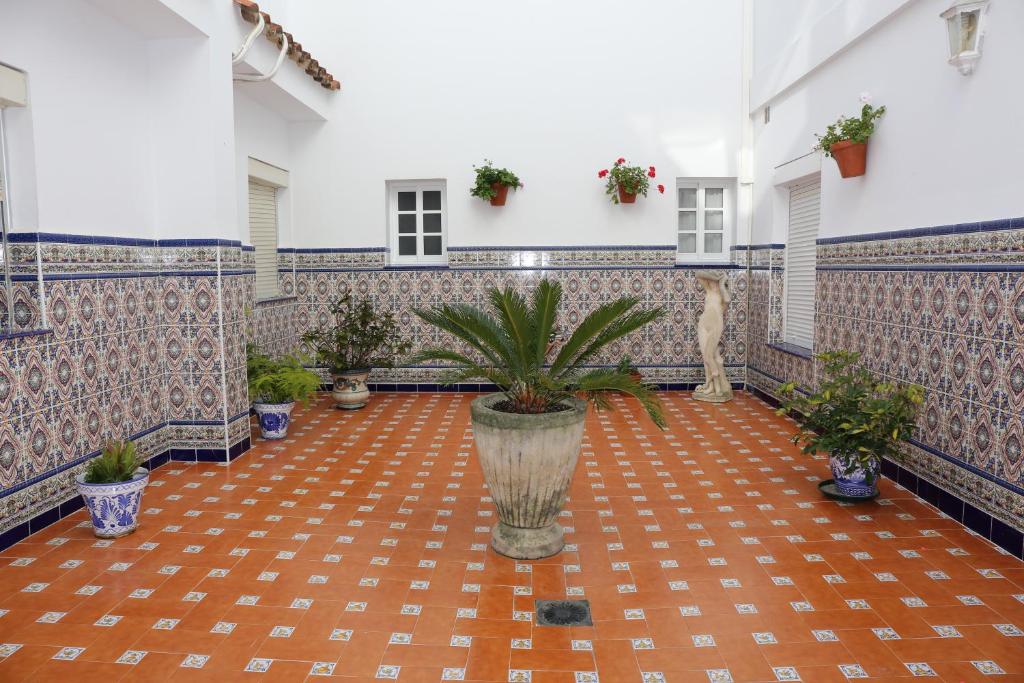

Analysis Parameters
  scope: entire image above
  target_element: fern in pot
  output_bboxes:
[247,347,321,439]
[411,278,666,559]
[776,351,923,498]
[76,440,149,538]
[302,293,410,410]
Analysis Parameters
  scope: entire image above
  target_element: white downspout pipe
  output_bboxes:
[233,32,289,82]
[232,13,265,66]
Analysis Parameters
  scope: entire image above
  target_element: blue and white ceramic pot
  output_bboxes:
[332,368,371,410]
[76,467,149,538]
[830,452,880,497]
[253,401,294,439]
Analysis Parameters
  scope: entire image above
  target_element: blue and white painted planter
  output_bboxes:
[75,467,149,538]
[253,401,294,439]
[830,453,880,498]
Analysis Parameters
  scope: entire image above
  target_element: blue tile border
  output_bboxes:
[0,327,53,343]
[447,244,676,252]
[6,233,248,248]
[280,246,388,254]
[816,216,1024,245]
[817,263,1024,272]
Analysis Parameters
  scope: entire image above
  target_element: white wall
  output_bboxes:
[285,0,743,249]
[751,0,1024,243]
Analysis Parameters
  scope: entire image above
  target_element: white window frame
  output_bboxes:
[388,180,448,265]
[675,178,733,262]
[782,175,821,351]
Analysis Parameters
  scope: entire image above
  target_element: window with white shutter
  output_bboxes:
[248,178,279,300]
[388,180,447,265]
[783,176,821,350]
[676,179,733,261]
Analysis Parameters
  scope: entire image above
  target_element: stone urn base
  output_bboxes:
[332,369,371,409]
[692,385,733,403]
[471,393,587,559]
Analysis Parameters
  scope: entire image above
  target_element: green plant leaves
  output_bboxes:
[84,439,144,484]
[301,293,410,372]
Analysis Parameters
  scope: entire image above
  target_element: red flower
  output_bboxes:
[598,169,609,178]
[657,184,665,194]
[616,157,626,164]
[648,166,656,177]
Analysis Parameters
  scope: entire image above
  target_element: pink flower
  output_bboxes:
[616,157,626,164]
[657,184,665,194]
[648,166,656,178]
[598,169,609,178]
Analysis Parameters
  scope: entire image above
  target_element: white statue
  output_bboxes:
[694,270,733,403]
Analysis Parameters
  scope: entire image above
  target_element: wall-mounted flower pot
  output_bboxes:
[829,140,868,178]
[617,186,637,204]
[489,183,510,206]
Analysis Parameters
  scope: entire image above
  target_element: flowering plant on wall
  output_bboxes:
[470,159,523,206]
[814,94,886,178]
[598,158,665,204]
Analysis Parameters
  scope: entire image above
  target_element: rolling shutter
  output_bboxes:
[783,177,820,349]
[248,179,279,300]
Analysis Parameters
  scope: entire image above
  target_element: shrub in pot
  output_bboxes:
[471,159,522,206]
[302,293,410,410]
[776,351,923,498]
[815,101,886,178]
[76,440,148,538]
[598,157,665,204]
[412,279,666,559]
[247,347,321,438]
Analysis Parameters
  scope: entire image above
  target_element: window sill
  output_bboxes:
[384,263,449,270]
[767,342,813,360]
[255,295,298,306]
[674,259,737,269]
[0,327,54,343]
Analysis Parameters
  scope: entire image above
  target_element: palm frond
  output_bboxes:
[529,280,561,366]
[488,286,533,377]
[574,368,667,430]
[412,304,513,367]
[549,297,640,375]
[560,306,666,375]
[406,347,514,388]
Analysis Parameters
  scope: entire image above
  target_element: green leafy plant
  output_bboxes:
[815,103,886,157]
[84,440,144,484]
[247,346,321,404]
[470,159,522,201]
[598,157,665,203]
[302,293,411,373]
[410,278,667,428]
[775,351,923,483]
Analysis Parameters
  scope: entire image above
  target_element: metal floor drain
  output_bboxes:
[535,599,592,626]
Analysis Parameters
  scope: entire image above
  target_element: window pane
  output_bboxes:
[422,190,442,211]
[678,211,696,231]
[398,236,417,256]
[705,233,723,254]
[423,213,442,233]
[705,210,723,231]
[677,233,696,253]
[678,188,697,209]
[398,214,416,234]
[423,235,443,256]
[705,187,724,209]
[397,191,416,211]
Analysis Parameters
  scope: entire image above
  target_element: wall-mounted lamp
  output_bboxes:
[940,0,989,75]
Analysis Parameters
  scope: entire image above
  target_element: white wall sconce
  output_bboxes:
[940,0,989,75]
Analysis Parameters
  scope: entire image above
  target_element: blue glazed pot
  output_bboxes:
[830,452,880,498]
[75,467,149,538]
[254,401,294,439]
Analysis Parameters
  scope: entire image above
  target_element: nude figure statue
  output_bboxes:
[693,270,733,403]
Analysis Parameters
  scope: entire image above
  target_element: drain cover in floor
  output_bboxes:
[535,599,593,626]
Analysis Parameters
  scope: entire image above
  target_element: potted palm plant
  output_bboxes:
[411,279,666,559]
[815,100,886,178]
[776,351,923,499]
[470,159,523,206]
[76,440,148,538]
[247,347,321,439]
[302,293,410,409]
[598,157,665,204]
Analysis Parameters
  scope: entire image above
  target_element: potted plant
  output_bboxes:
[302,293,411,410]
[776,351,923,499]
[247,347,321,439]
[411,279,666,559]
[76,440,149,538]
[815,99,886,178]
[598,157,665,204]
[470,159,523,206]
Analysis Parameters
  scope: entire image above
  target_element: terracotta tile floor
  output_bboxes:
[1,392,1023,682]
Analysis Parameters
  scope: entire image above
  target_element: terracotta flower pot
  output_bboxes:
[489,183,510,206]
[617,186,637,204]
[830,140,868,178]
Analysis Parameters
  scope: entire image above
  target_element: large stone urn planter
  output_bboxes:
[471,393,587,559]
[332,368,371,409]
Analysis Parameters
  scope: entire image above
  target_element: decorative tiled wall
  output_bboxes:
[0,234,255,542]
[283,246,748,388]
[744,219,1024,536]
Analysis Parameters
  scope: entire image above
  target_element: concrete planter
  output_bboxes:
[332,368,371,409]
[76,467,149,538]
[471,393,587,559]
[253,401,294,439]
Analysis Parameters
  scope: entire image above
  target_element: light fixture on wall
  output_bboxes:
[940,0,989,75]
